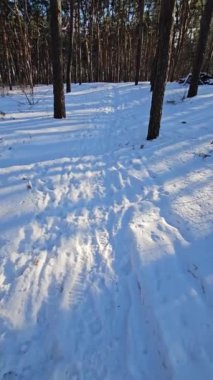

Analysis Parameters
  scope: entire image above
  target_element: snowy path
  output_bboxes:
[0,83,213,379]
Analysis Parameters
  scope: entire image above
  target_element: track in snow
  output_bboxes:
[0,83,213,380]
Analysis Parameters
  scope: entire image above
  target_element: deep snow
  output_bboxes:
[0,83,213,380]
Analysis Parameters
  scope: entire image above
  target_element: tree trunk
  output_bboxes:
[204,34,213,73]
[187,0,213,98]
[147,0,175,140]
[150,44,159,92]
[77,0,82,85]
[66,0,74,93]
[135,0,144,85]
[169,0,190,81]
[50,0,66,118]
[88,0,94,82]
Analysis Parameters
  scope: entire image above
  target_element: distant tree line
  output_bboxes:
[0,0,212,139]
[0,0,212,90]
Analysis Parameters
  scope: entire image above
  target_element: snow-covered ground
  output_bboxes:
[0,82,212,380]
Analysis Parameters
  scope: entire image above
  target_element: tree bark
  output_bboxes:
[169,0,190,81]
[147,0,175,140]
[88,0,94,82]
[77,0,82,85]
[187,0,213,98]
[135,0,144,85]
[50,0,66,118]
[66,0,74,93]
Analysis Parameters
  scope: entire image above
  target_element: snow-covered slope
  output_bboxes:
[0,83,212,380]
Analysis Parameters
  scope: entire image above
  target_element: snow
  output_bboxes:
[0,82,213,380]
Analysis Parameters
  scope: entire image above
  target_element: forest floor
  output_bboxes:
[0,82,213,380]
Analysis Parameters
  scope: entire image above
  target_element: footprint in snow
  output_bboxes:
[89,318,102,336]
[2,372,18,380]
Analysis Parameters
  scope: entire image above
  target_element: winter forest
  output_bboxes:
[0,1,213,379]
[1,0,213,86]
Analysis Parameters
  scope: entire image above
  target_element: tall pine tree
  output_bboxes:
[50,0,66,118]
[187,0,213,98]
[147,0,175,140]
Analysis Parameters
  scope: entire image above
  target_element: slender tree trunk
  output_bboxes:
[2,23,12,89]
[50,0,66,118]
[123,31,128,82]
[66,0,74,93]
[24,0,33,88]
[204,34,213,73]
[149,2,161,91]
[96,18,101,81]
[88,0,94,82]
[77,0,82,85]
[169,0,190,81]
[188,0,213,98]
[147,0,175,140]
[135,0,144,85]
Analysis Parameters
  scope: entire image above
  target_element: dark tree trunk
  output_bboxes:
[50,0,66,118]
[77,0,82,85]
[135,0,144,85]
[88,0,94,82]
[169,0,190,81]
[95,12,101,82]
[204,34,213,73]
[150,44,159,92]
[66,0,74,93]
[187,0,213,98]
[147,0,175,140]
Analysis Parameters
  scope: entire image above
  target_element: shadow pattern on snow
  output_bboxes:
[0,83,213,380]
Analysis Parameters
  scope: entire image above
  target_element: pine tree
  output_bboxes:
[135,0,145,85]
[66,0,74,93]
[147,0,175,140]
[50,0,66,118]
[187,0,213,98]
